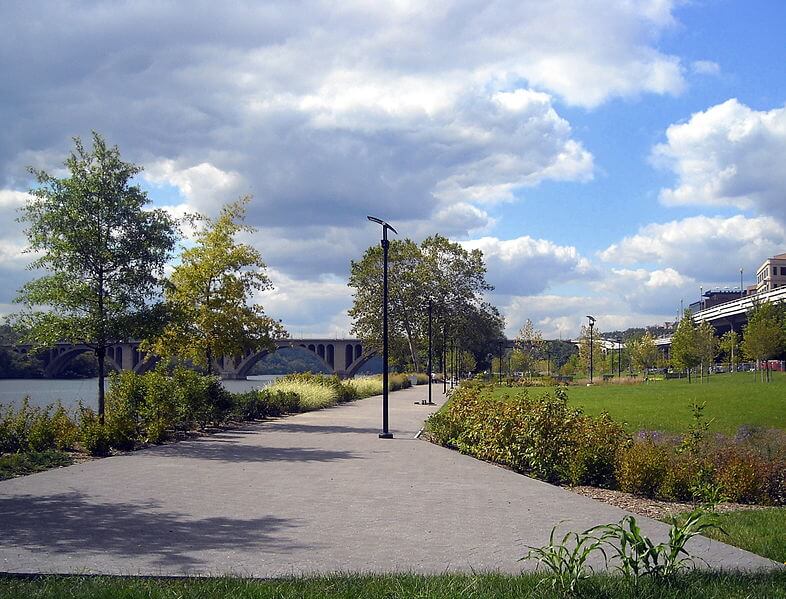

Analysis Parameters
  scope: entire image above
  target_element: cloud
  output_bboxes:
[461,235,594,295]
[259,269,353,337]
[690,60,721,76]
[653,99,786,223]
[599,214,786,281]
[143,160,246,215]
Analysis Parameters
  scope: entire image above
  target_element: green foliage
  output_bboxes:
[0,449,73,480]
[594,508,723,581]
[670,310,701,379]
[3,571,786,599]
[146,198,285,374]
[521,524,606,595]
[742,300,786,382]
[345,376,384,398]
[348,234,503,372]
[13,132,177,419]
[628,332,659,375]
[78,407,110,456]
[670,507,786,564]
[427,382,628,485]
[0,399,79,454]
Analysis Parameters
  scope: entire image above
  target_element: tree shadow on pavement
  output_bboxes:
[150,437,363,464]
[0,491,310,570]
[270,423,382,435]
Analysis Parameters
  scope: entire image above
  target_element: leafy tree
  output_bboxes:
[147,198,286,374]
[695,320,718,382]
[348,234,501,371]
[719,330,739,372]
[514,319,544,378]
[670,310,700,382]
[741,301,786,382]
[577,324,604,380]
[14,133,177,420]
[628,332,659,378]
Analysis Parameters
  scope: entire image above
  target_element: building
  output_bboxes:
[756,252,786,293]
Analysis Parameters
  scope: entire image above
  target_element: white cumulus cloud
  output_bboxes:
[653,99,786,223]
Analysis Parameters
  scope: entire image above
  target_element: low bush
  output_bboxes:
[0,399,79,454]
[345,376,383,398]
[268,379,337,411]
[388,373,412,391]
[428,382,786,505]
[427,382,627,486]
[0,449,73,480]
[78,408,110,456]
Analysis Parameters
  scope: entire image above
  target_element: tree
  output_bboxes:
[741,301,786,382]
[695,320,718,382]
[14,133,177,420]
[577,324,604,380]
[514,319,544,378]
[670,310,700,382]
[147,198,286,374]
[348,234,501,372]
[719,330,739,372]
[629,332,659,378]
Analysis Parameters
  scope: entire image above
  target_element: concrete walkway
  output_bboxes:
[0,384,777,576]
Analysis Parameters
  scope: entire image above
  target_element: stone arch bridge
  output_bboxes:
[7,339,377,380]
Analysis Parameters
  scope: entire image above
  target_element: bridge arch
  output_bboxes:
[232,343,336,379]
[44,346,122,378]
[345,348,379,378]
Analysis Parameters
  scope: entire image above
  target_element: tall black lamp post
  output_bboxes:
[586,315,595,383]
[424,298,435,405]
[442,325,447,394]
[367,215,397,439]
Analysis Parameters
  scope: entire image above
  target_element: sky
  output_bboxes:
[1,0,785,340]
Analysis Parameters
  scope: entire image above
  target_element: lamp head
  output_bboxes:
[366,215,398,235]
[586,315,595,325]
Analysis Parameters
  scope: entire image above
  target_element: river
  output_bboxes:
[0,375,282,412]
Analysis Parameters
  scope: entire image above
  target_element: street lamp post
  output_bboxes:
[616,338,622,379]
[740,268,744,299]
[442,325,447,394]
[367,216,397,439]
[425,298,435,405]
[586,315,596,383]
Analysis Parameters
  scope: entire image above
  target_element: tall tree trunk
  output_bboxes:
[97,345,106,423]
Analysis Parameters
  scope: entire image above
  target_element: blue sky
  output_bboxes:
[1,1,785,339]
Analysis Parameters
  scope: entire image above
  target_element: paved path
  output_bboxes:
[0,384,777,576]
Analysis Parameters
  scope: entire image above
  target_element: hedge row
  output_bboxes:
[426,381,786,505]
[0,370,414,460]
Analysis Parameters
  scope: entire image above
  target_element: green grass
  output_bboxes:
[0,449,73,480]
[1,572,785,599]
[667,508,786,564]
[490,372,786,434]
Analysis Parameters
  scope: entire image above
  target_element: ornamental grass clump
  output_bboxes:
[345,376,384,398]
[268,379,338,411]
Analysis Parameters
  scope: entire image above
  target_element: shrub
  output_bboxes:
[138,370,177,443]
[78,408,110,456]
[269,379,337,411]
[616,438,669,497]
[713,445,764,504]
[345,376,383,399]
[50,403,78,450]
[388,373,412,391]
[26,408,56,452]
[568,413,628,488]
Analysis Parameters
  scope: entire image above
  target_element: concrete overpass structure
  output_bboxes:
[650,285,786,357]
[7,338,377,380]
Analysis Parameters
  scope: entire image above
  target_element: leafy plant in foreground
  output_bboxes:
[520,523,606,595]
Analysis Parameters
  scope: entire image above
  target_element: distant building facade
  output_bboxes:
[756,252,786,293]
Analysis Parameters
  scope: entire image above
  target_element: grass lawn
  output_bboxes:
[667,508,786,565]
[490,372,786,434]
[1,572,786,599]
